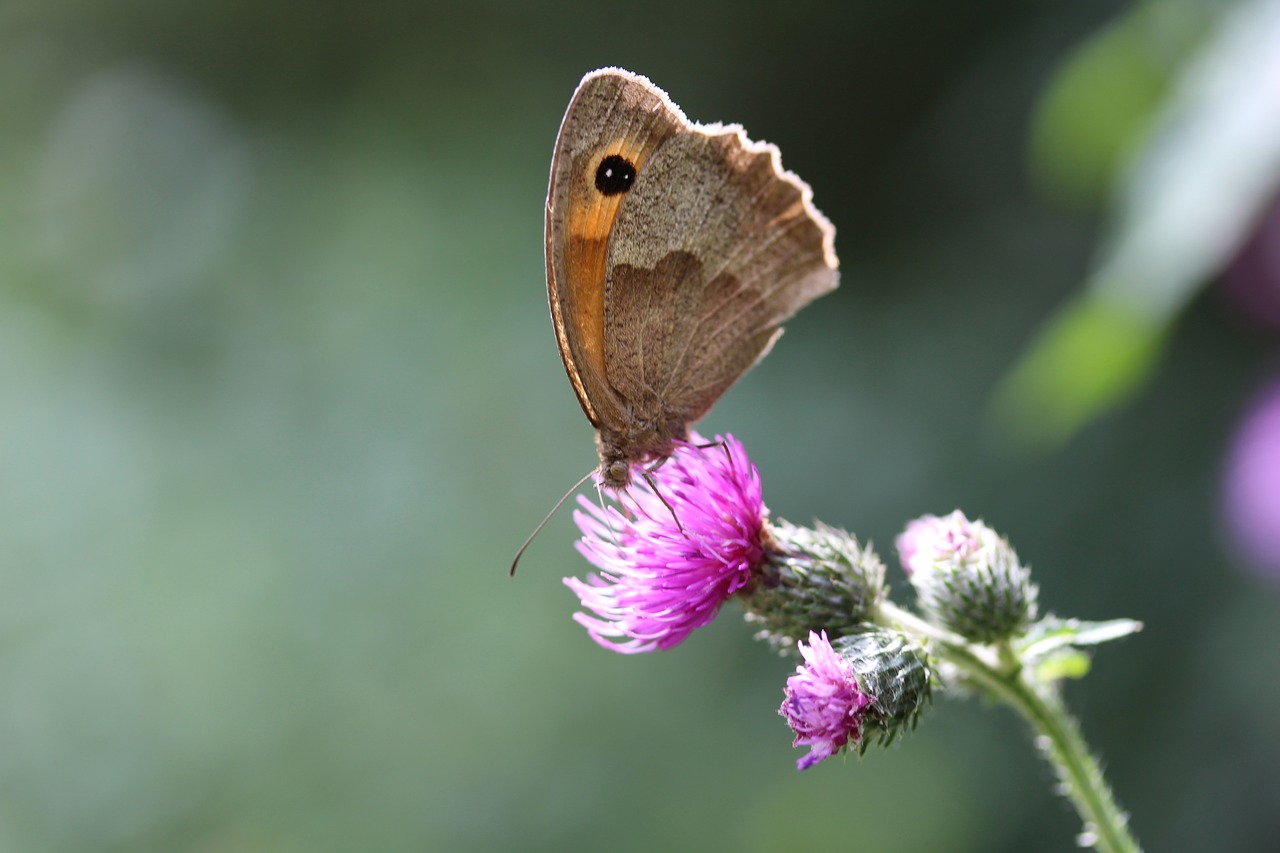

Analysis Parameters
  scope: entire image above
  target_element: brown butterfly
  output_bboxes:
[545,67,839,490]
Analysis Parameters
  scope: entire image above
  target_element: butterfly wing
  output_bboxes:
[544,69,685,432]
[603,122,839,425]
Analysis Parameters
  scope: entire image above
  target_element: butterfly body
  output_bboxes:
[546,68,838,488]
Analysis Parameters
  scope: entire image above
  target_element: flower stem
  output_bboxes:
[878,602,1141,853]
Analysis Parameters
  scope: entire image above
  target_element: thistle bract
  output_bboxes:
[743,521,885,653]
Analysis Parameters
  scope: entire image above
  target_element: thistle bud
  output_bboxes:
[832,631,933,750]
[742,521,886,654]
[779,629,932,769]
[896,511,1038,643]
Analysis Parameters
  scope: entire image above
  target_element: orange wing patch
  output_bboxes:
[560,138,661,412]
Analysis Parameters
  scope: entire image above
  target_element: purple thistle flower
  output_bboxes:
[563,432,769,653]
[1222,371,1280,580]
[779,630,872,770]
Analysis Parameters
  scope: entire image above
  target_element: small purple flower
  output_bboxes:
[563,432,768,653]
[779,631,872,770]
[895,510,991,576]
[1222,372,1280,579]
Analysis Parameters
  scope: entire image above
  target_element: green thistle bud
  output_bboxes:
[833,630,933,752]
[741,520,886,654]
[780,629,933,769]
[896,511,1038,643]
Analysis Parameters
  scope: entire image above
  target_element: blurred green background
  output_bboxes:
[3,1,1279,851]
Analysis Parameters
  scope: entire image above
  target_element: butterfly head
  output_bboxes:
[601,459,632,490]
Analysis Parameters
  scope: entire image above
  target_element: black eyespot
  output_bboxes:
[594,154,636,196]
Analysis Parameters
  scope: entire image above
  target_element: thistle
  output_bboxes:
[557,433,1141,853]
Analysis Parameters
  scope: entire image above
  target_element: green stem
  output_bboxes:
[878,602,1141,853]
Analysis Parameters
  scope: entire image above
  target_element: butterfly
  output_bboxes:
[545,67,839,489]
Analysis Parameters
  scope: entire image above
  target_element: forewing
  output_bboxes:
[545,69,685,429]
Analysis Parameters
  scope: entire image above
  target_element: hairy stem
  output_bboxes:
[877,601,1141,853]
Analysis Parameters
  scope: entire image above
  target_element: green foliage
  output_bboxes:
[991,293,1167,449]
[1028,11,1174,209]
[1001,0,1280,447]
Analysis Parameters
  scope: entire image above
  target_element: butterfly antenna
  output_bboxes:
[510,468,597,576]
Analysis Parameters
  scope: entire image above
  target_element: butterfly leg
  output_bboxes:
[640,466,686,535]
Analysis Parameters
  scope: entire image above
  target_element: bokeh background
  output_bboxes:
[3,1,1280,850]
